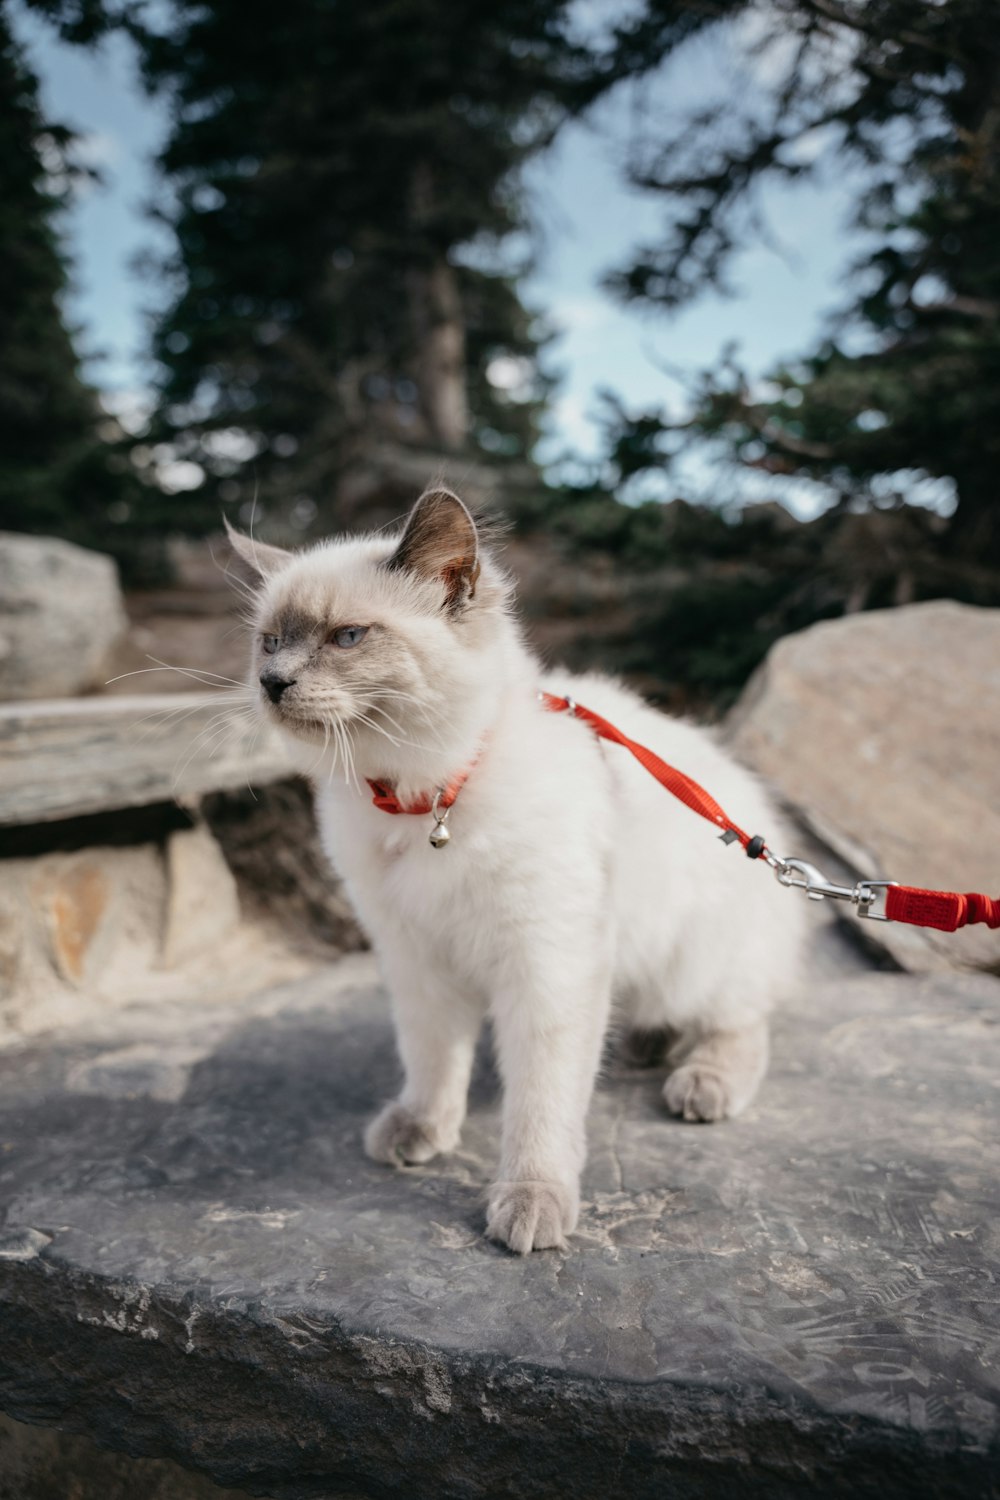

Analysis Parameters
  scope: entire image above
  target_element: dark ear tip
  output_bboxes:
[416,485,468,512]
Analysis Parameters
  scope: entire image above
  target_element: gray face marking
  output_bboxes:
[273,605,327,648]
[254,594,399,737]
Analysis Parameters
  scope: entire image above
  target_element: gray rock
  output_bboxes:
[0,533,128,701]
[0,692,296,826]
[0,953,996,1497]
[727,599,1000,973]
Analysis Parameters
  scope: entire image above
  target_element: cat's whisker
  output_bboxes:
[222,568,260,608]
[125,689,256,750]
[222,620,255,642]
[173,709,243,764]
[337,719,353,789]
[353,711,446,757]
[243,721,263,800]
[145,655,248,687]
[106,663,249,690]
[129,699,229,745]
[126,698,215,731]
[169,702,255,787]
[328,717,348,788]
[353,713,405,748]
[368,690,462,743]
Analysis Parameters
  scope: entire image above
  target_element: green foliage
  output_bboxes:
[608,0,1000,559]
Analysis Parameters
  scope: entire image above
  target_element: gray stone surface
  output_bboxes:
[0,692,296,826]
[0,533,128,701]
[0,935,997,1497]
[727,599,1000,974]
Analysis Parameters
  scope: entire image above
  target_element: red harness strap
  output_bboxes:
[540,691,759,853]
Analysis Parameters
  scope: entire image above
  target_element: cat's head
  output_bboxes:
[227,488,511,775]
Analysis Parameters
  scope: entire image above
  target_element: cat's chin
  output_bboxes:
[267,709,330,743]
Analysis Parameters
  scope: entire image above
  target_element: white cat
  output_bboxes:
[228,489,805,1254]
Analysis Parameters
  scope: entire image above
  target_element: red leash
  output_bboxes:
[883,886,1000,933]
[541,693,1000,935]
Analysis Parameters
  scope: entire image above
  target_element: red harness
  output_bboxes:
[366,691,999,935]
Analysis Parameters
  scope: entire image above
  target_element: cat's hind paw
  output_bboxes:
[364,1102,449,1166]
[486,1179,576,1254]
[663,1064,731,1122]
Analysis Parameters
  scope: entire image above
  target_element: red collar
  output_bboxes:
[367,752,479,816]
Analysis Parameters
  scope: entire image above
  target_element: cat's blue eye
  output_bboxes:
[261,634,280,654]
[331,625,369,649]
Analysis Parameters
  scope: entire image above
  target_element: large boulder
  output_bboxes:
[727,599,1000,973]
[0,533,128,700]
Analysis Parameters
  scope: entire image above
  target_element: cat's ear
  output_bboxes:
[386,488,481,613]
[224,516,292,581]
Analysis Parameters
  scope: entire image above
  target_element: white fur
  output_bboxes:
[234,501,806,1254]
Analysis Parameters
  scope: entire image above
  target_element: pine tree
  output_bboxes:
[131,0,604,535]
[0,5,132,546]
[606,0,1000,561]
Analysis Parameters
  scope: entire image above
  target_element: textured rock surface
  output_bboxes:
[162,824,241,969]
[0,938,997,1498]
[0,825,320,1043]
[0,692,296,826]
[727,600,1000,973]
[0,533,128,701]
[0,1410,251,1500]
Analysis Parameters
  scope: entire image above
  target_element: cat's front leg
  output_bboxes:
[486,937,613,1254]
[365,940,483,1167]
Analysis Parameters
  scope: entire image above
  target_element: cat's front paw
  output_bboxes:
[663,1064,731,1122]
[486,1179,577,1254]
[364,1102,452,1166]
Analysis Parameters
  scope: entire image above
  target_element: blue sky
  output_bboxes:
[13,4,872,517]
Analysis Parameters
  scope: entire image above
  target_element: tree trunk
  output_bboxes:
[947,482,1000,564]
[407,162,469,452]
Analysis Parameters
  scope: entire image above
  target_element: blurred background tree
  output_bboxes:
[604,0,1000,562]
[0,0,137,546]
[125,0,610,535]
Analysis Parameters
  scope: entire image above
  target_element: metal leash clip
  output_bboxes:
[771,856,898,921]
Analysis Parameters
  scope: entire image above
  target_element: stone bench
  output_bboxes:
[0,693,295,828]
[0,928,997,1497]
[0,694,359,1044]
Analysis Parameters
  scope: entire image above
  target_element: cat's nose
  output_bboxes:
[260,671,296,704]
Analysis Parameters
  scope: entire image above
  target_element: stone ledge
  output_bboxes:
[0,952,997,1497]
[0,693,295,827]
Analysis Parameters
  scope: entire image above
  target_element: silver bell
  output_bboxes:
[429,820,451,849]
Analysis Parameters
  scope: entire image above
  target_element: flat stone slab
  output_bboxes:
[0,693,295,826]
[0,950,997,1497]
